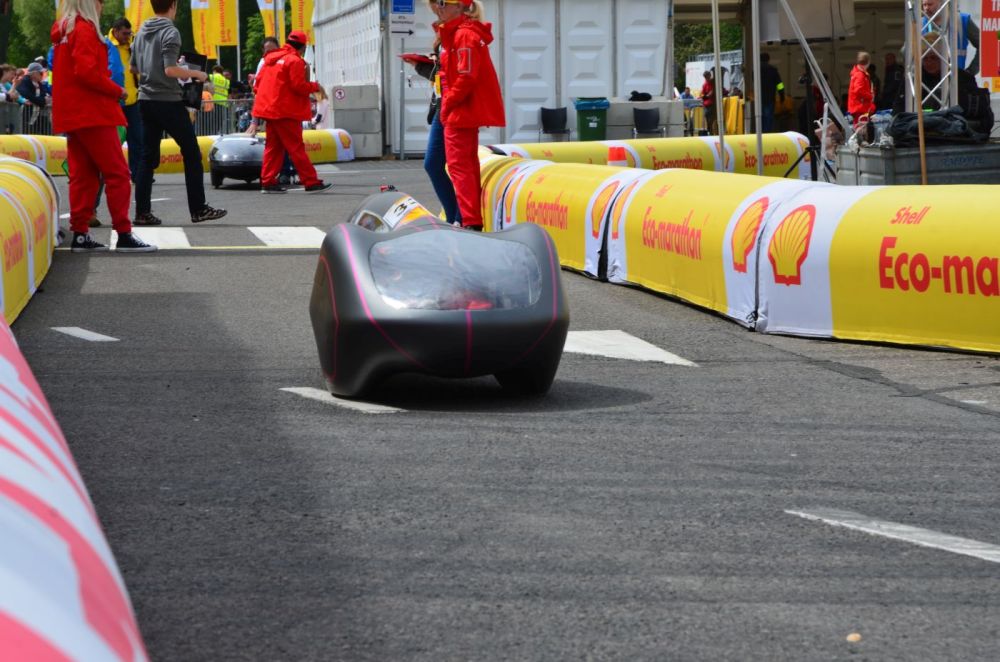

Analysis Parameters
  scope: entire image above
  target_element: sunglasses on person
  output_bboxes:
[435,0,463,6]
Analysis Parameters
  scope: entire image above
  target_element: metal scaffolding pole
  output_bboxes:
[905,0,960,111]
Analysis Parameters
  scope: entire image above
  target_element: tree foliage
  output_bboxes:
[674,22,743,83]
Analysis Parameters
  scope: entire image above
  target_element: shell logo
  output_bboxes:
[590,181,618,239]
[338,132,352,149]
[797,138,810,163]
[503,174,527,222]
[768,204,816,286]
[731,197,769,273]
[610,180,641,240]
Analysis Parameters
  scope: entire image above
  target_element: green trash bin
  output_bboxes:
[573,97,610,141]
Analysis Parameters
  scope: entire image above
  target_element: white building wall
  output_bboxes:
[312,0,671,153]
[313,0,381,88]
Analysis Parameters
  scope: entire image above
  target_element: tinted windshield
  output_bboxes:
[369,231,543,311]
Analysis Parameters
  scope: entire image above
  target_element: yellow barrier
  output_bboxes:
[1,129,356,177]
[484,153,1000,354]
[0,157,59,323]
[489,132,811,179]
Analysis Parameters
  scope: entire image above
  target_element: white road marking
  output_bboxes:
[51,327,119,342]
[564,330,697,366]
[110,227,191,249]
[249,226,326,248]
[786,507,1000,564]
[281,387,404,414]
[150,198,170,202]
[961,400,988,405]
[59,213,70,219]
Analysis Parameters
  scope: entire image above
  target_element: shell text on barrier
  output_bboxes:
[641,206,704,260]
[525,190,568,230]
[878,237,1000,296]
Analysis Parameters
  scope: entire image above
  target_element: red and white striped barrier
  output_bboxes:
[0,321,147,661]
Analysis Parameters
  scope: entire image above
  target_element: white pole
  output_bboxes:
[711,0,726,169]
[665,0,675,97]
[751,0,763,176]
[398,36,406,161]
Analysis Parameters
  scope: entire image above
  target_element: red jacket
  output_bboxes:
[49,17,126,134]
[847,64,875,121]
[253,45,320,121]
[436,16,505,129]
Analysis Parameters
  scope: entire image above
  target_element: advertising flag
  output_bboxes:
[210,0,239,46]
[276,0,287,44]
[290,0,315,43]
[191,0,217,60]
[123,0,156,30]
[981,0,1000,85]
[258,0,277,38]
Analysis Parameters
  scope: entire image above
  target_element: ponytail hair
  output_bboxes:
[464,0,485,20]
[58,0,102,35]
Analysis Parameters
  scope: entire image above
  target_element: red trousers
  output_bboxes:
[261,118,320,188]
[67,127,131,234]
[443,126,482,228]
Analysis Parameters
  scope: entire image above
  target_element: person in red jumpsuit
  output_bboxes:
[847,51,876,129]
[253,30,332,194]
[50,0,155,252]
[435,0,505,230]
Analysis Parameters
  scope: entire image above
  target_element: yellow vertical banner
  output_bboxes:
[257,0,277,38]
[210,0,239,46]
[191,0,217,60]
[123,0,156,31]
[276,0,287,43]
[290,0,314,43]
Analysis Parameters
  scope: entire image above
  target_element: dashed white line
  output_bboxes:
[249,226,326,248]
[51,327,119,342]
[564,330,697,366]
[280,387,404,414]
[961,400,988,405]
[111,227,191,249]
[786,507,1000,564]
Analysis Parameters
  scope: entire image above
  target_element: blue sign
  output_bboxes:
[392,0,415,13]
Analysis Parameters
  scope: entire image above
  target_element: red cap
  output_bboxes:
[288,30,309,46]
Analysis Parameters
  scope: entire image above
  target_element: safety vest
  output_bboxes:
[210,72,230,102]
[922,12,971,70]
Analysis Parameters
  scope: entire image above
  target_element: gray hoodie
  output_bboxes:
[131,16,181,102]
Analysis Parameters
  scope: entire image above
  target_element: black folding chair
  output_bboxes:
[632,106,666,138]
[538,107,571,141]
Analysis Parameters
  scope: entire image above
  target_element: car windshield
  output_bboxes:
[369,230,543,311]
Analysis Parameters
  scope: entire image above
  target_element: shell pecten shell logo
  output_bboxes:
[610,180,642,240]
[590,181,618,239]
[731,197,769,273]
[338,132,352,149]
[768,204,816,286]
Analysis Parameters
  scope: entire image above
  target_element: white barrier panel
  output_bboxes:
[0,320,147,660]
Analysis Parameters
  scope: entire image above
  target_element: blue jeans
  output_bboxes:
[762,105,776,133]
[123,102,143,181]
[424,113,460,224]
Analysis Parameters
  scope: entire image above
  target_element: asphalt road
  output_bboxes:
[12,162,1000,661]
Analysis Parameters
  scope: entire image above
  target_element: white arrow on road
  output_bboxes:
[564,330,697,366]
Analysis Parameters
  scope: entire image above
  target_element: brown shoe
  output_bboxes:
[88,216,102,228]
